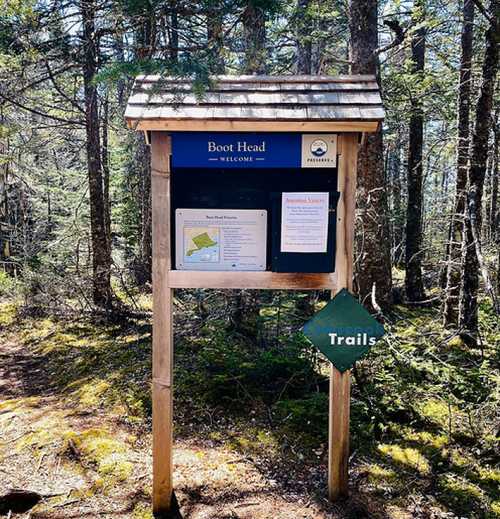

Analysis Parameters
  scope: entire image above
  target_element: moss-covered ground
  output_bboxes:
[0,290,498,518]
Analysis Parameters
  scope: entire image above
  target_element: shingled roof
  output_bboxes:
[125,75,384,132]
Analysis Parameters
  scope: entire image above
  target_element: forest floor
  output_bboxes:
[0,290,499,519]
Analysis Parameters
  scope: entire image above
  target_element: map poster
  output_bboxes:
[280,192,329,253]
[175,209,267,271]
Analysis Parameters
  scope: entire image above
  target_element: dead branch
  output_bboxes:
[375,19,407,55]
[472,0,495,25]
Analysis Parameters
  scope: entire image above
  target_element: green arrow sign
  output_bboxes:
[302,289,385,372]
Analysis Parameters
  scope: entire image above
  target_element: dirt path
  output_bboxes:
[0,328,353,519]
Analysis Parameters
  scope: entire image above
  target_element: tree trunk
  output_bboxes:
[296,0,312,74]
[390,139,404,266]
[207,2,225,74]
[113,30,126,109]
[131,5,156,285]
[459,3,499,341]
[101,92,111,261]
[81,0,112,309]
[443,0,475,325]
[489,109,498,240]
[169,0,178,63]
[404,0,426,303]
[138,137,152,285]
[243,1,266,75]
[349,0,393,309]
[311,8,327,74]
[491,112,499,295]
[136,2,156,60]
[0,106,9,270]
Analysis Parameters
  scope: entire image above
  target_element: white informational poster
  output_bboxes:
[175,209,267,271]
[281,192,329,253]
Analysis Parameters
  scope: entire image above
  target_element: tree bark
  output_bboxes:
[390,137,404,266]
[349,0,393,309]
[169,0,178,64]
[491,111,499,295]
[131,3,157,285]
[243,1,266,75]
[0,106,10,270]
[207,2,225,74]
[81,0,112,308]
[296,0,312,74]
[443,0,475,325]
[311,7,328,74]
[459,2,499,341]
[138,136,152,285]
[489,109,498,240]
[101,92,111,261]
[404,0,426,303]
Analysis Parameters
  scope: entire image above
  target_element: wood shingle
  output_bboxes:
[125,75,384,132]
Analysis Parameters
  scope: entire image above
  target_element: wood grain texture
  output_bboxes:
[329,133,359,501]
[329,366,351,499]
[151,132,174,514]
[168,270,337,290]
[127,119,379,133]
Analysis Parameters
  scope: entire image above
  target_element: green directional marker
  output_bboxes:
[302,288,385,372]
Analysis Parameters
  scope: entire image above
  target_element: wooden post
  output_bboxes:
[329,133,358,501]
[151,132,174,514]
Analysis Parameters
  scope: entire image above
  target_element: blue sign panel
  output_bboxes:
[172,132,302,169]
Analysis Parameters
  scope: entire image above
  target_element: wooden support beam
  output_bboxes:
[127,119,379,133]
[329,133,358,501]
[167,270,337,290]
[151,132,174,514]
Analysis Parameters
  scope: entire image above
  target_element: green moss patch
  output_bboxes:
[377,444,431,475]
[64,428,134,481]
[0,301,17,326]
[437,473,485,516]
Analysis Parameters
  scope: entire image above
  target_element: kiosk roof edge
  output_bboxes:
[125,75,384,133]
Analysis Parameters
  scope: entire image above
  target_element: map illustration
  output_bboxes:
[184,227,219,263]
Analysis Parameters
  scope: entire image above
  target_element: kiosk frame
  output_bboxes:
[126,74,383,515]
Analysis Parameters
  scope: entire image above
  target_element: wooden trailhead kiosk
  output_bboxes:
[125,75,384,515]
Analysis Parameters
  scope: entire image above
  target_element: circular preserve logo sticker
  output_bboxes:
[301,134,337,168]
[310,139,328,157]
